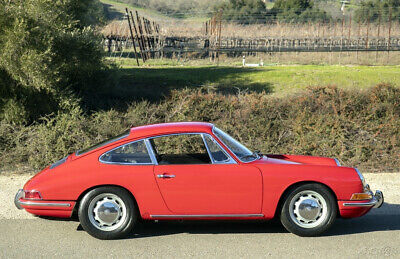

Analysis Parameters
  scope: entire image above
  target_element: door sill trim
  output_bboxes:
[150,214,264,218]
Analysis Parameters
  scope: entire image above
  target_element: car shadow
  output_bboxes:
[126,219,286,239]
[121,203,400,239]
[324,202,400,236]
[49,202,398,238]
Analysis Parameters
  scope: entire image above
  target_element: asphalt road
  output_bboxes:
[1,174,399,258]
[1,210,400,258]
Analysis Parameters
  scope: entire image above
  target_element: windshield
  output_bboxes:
[213,127,258,162]
[76,130,130,156]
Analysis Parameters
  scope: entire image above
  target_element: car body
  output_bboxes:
[15,122,384,239]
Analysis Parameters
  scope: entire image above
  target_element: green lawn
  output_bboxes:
[100,0,209,21]
[100,0,173,20]
[114,58,400,100]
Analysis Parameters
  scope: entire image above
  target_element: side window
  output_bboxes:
[100,140,152,164]
[151,134,211,165]
[203,135,231,163]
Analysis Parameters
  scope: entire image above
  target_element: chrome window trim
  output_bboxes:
[212,126,258,164]
[146,132,237,165]
[145,138,159,165]
[99,139,154,165]
[334,158,341,166]
[201,133,235,164]
[150,214,264,218]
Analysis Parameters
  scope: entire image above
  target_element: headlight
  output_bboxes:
[355,168,366,187]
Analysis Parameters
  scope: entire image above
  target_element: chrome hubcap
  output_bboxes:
[289,190,328,228]
[88,193,127,231]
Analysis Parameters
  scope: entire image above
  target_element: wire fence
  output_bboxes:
[102,8,400,65]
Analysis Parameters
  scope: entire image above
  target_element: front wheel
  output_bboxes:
[78,186,137,239]
[280,183,337,236]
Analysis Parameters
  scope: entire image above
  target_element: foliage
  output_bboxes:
[219,0,269,24]
[0,0,109,124]
[270,0,331,23]
[354,0,400,22]
[1,84,399,172]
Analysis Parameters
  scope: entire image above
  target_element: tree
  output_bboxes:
[354,0,400,22]
[219,0,268,24]
[0,0,108,124]
[271,0,330,23]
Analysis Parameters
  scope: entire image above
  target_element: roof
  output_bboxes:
[129,122,214,139]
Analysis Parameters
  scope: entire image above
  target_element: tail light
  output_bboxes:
[24,190,42,200]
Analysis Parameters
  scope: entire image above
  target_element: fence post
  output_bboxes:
[376,12,381,62]
[125,8,140,66]
[129,11,146,62]
[366,15,370,50]
[217,10,222,65]
[387,7,392,63]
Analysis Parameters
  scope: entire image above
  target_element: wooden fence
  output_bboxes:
[103,10,400,64]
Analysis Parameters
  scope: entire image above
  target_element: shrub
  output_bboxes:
[0,0,109,124]
[0,84,399,173]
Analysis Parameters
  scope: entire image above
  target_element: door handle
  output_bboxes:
[157,174,175,179]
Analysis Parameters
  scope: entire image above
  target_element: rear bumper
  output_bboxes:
[15,189,75,217]
[338,190,384,218]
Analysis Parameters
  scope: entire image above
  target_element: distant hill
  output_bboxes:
[100,0,226,20]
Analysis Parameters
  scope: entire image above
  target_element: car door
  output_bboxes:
[150,133,263,215]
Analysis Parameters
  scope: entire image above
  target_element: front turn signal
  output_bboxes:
[350,193,372,201]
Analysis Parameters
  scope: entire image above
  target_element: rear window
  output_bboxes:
[76,130,130,156]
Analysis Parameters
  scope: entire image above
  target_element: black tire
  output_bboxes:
[78,186,137,240]
[280,183,337,237]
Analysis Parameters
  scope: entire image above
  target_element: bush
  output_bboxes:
[1,84,399,172]
[0,0,109,124]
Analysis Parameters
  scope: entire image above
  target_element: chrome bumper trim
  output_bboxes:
[343,190,384,208]
[15,189,71,209]
[18,201,71,207]
[14,189,24,210]
[150,214,264,218]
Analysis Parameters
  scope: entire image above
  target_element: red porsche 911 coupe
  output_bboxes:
[15,122,383,239]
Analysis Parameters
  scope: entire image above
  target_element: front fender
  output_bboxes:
[254,164,362,219]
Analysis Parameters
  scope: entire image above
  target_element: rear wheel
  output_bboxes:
[78,186,137,239]
[280,183,337,236]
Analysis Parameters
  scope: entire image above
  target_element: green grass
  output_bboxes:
[99,0,209,21]
[100,0,173,20]
[113,58,400,100]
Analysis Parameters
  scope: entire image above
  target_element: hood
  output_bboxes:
[250,154,339,167]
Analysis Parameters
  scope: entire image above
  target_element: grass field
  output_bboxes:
[113,58,400,100]
[100,0,209,22]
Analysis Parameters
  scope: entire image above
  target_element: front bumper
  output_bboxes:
[342,190,384,209]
